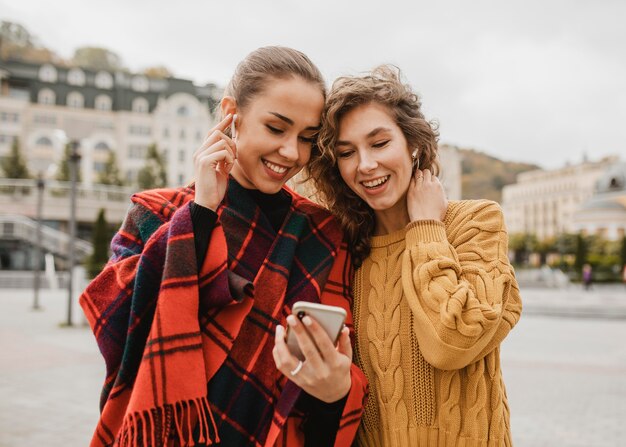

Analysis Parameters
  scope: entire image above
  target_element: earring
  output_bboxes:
[411,150,420,171]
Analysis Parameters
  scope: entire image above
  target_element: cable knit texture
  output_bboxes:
[353,200,522,447]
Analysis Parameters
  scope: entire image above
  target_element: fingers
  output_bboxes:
[285,315,324,369]
[336,326,352,360]
[299,315,341,361]
[273,324,300,375]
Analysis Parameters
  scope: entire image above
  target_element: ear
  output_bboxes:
[220,96,237,118]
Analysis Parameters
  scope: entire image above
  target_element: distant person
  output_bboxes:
[308,65,523,446]
[622,264,626,288]
[582,263,593,290]
[79,46,367,447]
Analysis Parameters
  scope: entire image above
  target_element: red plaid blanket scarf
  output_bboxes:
[80,179,368,446]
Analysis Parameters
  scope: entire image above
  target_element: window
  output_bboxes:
[132,97,149,114]
[9,88,30,101]
[179,129,186,139]
[131,75,149,92]
[94,141,110,151]
[0,135,15,145]
[196,130,202,142]
[67,91,84,108]
[67,68,86,86]
[176,105,189,117]
[94,71,113,89]
[39,64,57,83]
[0,112,19,122]
[35,136,53,146]
[163,128,169,138]
[95,95,112,111]
[178,173,185,185]
[129,125,151,136]
[94,162,106,173]
[37,89,56,105]
[129,145,147,159]
[178,149,185,162]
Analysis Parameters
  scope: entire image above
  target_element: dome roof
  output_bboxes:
[596,162,626,193]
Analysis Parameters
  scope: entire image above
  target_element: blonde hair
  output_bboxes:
[307,65,439,267]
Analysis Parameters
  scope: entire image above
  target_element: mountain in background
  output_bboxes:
[457,148,539,202]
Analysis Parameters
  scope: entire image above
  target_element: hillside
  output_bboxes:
[459,148,539,202]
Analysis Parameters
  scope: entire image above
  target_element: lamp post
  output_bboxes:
[66,140,81,327]
[32,172,45,310]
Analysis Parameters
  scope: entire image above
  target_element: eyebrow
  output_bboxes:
[269,112,320,131]
[336,127,392,146]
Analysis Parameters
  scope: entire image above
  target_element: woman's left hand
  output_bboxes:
[407,169,448,222]
[273,315,352,403]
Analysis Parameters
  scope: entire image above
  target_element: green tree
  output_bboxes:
[0,137,30,178]
[72,46,123,71]
[86,209,110,279]
[97,151,124,186]
[137,144,167,189]
[56,143,82,182]
[574,233,588,273]
[621,236,626,270]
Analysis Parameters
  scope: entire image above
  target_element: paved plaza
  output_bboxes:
[0,285,625,446]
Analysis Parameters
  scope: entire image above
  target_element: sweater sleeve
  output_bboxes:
[401,200,522,370]
[190,201,218,271]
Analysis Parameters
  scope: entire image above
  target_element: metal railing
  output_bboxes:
[0,214,92,260]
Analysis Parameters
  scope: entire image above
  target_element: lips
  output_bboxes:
[361,175,390,189]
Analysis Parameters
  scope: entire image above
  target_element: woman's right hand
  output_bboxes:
[192,114,237,211]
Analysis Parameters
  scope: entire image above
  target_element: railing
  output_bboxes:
[0,178,134,203]
[0,214,92,260]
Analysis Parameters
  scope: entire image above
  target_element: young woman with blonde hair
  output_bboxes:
[308,65,522,446]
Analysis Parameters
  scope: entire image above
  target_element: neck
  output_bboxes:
[373,196,410,235]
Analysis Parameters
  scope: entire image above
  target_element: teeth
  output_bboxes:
[362,176,389,188]
[263,160,288,174]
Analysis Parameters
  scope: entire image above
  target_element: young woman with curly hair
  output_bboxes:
[308,65,522,447]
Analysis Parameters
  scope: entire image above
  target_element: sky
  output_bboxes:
[2,0,625,169]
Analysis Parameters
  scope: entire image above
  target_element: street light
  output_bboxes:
[66,140,81,327]
[32,172,45,310]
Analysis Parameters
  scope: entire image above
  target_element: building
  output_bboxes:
[572,162,626,240]
[0,58,221,187]
[501,156,619,240]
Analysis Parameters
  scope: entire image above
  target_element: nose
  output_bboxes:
[357,151,377,174]
[278,136,299,162]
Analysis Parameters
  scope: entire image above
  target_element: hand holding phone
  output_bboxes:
[285,301,347,361]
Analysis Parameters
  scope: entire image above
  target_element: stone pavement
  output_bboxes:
[0,285,625,446]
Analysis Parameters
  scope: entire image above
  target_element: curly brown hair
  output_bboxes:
[306,65,440,267]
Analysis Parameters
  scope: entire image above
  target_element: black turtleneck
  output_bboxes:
[189,189,346,446]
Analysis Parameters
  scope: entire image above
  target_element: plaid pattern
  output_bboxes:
[80,178,367,447]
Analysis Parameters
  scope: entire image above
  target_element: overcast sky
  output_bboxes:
[2,0,625,168]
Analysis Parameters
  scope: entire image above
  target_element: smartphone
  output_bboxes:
[286,301,347,361]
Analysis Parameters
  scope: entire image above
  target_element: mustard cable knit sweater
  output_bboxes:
[353,200,522,447]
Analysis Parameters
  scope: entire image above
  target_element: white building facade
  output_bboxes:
[0,59,221,188]
[501,157,619,240]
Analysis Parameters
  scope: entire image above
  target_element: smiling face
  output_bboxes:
[228,76,325,193]
[335,102,413,219]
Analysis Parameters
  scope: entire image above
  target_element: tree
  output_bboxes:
[621,236,626,270]
[72,46,123,71]
[143,65,173,78]
[137,144,167,189]
[97,151,124,186]
[574,233,588,273]
[86,209,110,279]
[1,137,30,179]
[56,143,82,182]
[0,20,60,64]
